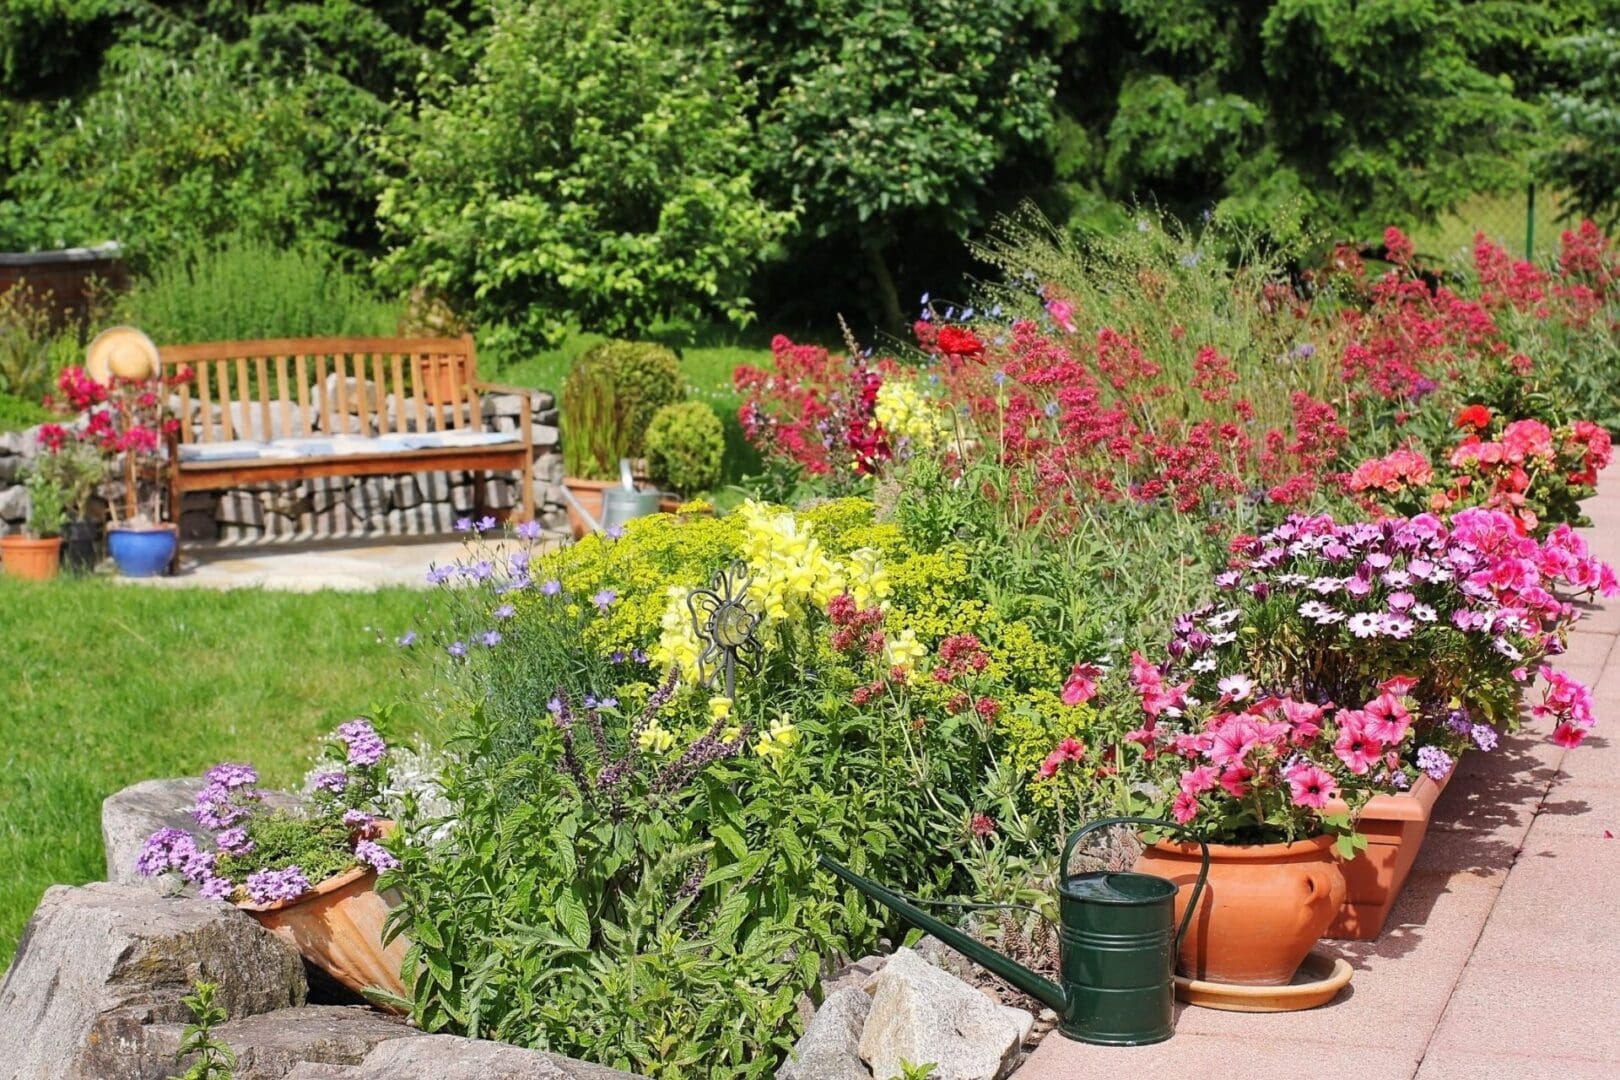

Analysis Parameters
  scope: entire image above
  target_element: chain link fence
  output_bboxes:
[1406,185,1570,264]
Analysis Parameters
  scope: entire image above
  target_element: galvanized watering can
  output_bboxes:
[561,458,665,534]
[820,816,1209,1045]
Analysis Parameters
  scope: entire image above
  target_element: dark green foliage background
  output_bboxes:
[0,0,1610,346]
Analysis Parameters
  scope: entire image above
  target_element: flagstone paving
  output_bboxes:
[1021,464,1620,1080]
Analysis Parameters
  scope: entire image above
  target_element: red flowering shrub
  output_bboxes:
[42,365,191,522]
[734,335,901,490]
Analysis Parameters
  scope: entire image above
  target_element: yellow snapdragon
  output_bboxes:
[874,380,940,451]
[753,715,799,765]
[884,627,926,672]
[637,723,675,754]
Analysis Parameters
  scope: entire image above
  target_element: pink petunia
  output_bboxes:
[1179,765,1219,795]
[1362,692,1413,745]
[1285,762,1339,809]
[1172,791,1199,824]
[1334,714,1385,775]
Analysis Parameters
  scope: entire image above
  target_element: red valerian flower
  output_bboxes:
[1456,404,1491,430]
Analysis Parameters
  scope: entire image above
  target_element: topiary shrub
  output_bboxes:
[577,340,684,454]
[644,401,725,495]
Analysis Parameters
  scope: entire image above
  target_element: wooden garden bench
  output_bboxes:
[160,335,535,550]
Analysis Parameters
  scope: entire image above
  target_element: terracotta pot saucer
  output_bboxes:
[1174,950,1353,1013]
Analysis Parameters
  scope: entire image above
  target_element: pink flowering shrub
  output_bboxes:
[1110,509,1616,843]
[41,364,192,522]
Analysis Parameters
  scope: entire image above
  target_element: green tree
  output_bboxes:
[1541,17,1620,228]
[1048,1,1554,239]
[374,0,792,354]
[721,0,1058,332]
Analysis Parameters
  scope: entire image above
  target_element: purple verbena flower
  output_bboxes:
[354,839,399,873]
[312,769,349,795]
[1416,746,1453,780]
[336,719,387,767]
[1471,724,1499,752]
[244,866,311,905]
[205,763,259,790]
[199,875,234,901]
[136,827,197,877]
[216,827,253,856]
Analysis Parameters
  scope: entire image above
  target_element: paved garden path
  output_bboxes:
[1022,463,1620,1080]
[121,534,558,592]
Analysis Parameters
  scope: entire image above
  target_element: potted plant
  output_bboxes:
[1137,508,1614,953]
[643,400,725,510]
[135,718,409,1003]
[30,432,106,573]
[49,351,186,576]
[0,468,66,580]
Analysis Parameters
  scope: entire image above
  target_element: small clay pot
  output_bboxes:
[0,535,62,581]
[239,864,408,1006]
[1136,834,1346,985]
[561,476,616,540]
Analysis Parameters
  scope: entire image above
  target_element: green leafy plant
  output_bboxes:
[644,401,725,495]
[169,981,236,1080]
[577,340,685,455]
[374,0,792,352]
[31,439,105,522]
[21,468,65,539]
[113,235,405,345]
[892,1061,939,1080]
[560,363,631,481]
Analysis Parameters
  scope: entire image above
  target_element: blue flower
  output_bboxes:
[447,641,467,658]
[493,604,515,620]
[1044,401,1060,418]
[481,630,502,647]
[425,566,453,585]
[515,520,542,541]
[1180,252,1201,268]
[396,630,417,647]
[476,515,497,532]
[454,517,473,533]
[541,578,562,596]
[605,525,624,540]
[547,697,563,716]
[592,589,617,610]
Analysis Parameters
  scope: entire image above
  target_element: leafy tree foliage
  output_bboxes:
[721,0,1058,331]
[1541,17,1620,228]
[374,0,793,353]
[1048,1,1552,238]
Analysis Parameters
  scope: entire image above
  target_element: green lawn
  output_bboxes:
[0,577,434,965]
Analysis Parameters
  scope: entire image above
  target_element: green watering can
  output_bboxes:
[820,816,1209,1046]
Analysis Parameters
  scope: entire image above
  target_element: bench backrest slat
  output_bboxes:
[159,335,477,443]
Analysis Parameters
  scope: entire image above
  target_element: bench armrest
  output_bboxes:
[473,380,541,399]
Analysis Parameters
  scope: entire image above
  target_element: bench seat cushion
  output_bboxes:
[177,440,266,463]
[258,436,416,459]
[400,430,520,450]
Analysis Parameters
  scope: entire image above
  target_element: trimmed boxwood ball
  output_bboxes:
[644,401,725,495]
[577,340,684,455]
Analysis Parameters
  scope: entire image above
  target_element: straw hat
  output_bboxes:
[86,326,159,385]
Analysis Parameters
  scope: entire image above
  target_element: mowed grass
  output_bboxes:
[0,577,434,965]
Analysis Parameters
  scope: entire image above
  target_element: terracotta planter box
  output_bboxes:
[240,864,409,1005]
[1,535,62,580]
[1321,764,1456,940]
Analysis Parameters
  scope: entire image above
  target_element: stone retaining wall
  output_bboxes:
[0,391,566,542]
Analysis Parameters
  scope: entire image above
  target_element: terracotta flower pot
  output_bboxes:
[561,476,616,540]
[239,864,408,1005]
[1322,764,1456,940]
[1136,835,1346,985]
[0,535,62,581]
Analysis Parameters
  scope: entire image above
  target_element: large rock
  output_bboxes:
[282,1035,641,1079]
[778,987,871,1080]
[858,947,1031,1080]
[82,1005,413,1080]
[102,777,209,888]
[0,484,28,522]
[0,883,307,1079]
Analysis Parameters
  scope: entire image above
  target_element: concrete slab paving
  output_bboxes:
[114,534,559,592]
[1018,468,1620,1078]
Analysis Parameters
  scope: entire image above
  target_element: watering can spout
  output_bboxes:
[817,854,1069,1013]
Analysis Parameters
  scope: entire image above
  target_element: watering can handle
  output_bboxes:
[557,485,602,533]
[619,458,636,491]
[1061,816,1210,951]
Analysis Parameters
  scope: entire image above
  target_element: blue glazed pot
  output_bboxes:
[107,526,176,578]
